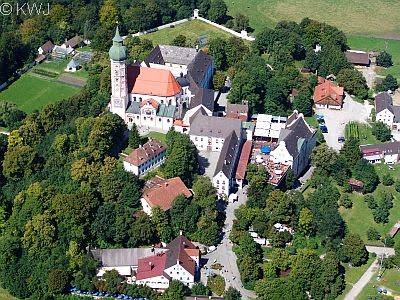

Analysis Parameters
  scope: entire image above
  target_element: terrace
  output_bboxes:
[250,141,290,186]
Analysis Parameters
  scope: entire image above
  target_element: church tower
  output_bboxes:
[109,26,128,120]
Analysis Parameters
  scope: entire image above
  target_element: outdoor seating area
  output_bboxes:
[251,142,290,185]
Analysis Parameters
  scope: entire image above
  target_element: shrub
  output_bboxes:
[376,51,393,67]
[366,227,381,240]
[383,235,395,247]
[339,194,353,209]
[207,275,225,296]
[394,180,400,192]
[382,173,394,186]
[364,194,377,209]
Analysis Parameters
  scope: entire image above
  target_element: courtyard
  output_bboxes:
[316,95,372,150]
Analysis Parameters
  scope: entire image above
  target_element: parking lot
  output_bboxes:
[316,94,372,150]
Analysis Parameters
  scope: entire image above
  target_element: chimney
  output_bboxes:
[180,72,183,78]
[179,230,183,236]
[196,44,199,52]
[148,261,153,269]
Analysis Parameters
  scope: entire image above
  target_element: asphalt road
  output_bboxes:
[344,246,395,300]
[201,188,256,299]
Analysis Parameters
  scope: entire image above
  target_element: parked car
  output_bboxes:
[338,136,345,143]
[319,125,328,133]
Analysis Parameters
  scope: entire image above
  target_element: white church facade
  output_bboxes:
[108,27,215,131]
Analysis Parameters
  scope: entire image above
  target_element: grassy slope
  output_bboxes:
[0,73,79,113]
[225,0,400,38]
[0,288,16,300]
[144,19,232,45]
[337,256,375,300]
[340,164,400,245]
[357,268,400,299]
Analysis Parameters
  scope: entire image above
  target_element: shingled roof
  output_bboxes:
[127,66,182,97]
[313,79,344,107]
[279,113,315,158]
[214,130,239,177]
[187,50,213,87]
[189,115,242,138]
[142,176,192,211]
[40,40,55,53]
[189,87,215,111]
[124,139,166,166]
[345,51,370,65]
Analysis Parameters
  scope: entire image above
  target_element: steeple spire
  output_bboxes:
[109,24,127,61]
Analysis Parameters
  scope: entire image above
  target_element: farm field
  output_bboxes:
[143,19,232,46]
[340,164,400,246]
[225,0,400,38]
[0,73,79,113]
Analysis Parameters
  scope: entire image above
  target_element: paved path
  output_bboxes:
[201,188,256,299]
[344,246,395,300]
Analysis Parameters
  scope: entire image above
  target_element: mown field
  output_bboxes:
[0,288,15,300]
[0,73,80,113]
[225,0,400,38]
[144,19,232,45]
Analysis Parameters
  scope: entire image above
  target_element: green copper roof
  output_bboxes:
[109,26,127,61]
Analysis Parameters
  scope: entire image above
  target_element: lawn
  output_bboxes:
[225,0,400,38]
[347,35,400,80]
[339,164,400,245]
[146,131,167,143]
[144,19,232,45]
[0,288,16,300]
[34,59,90,79]
[344,122,378,145]
[337,256,375,300]
[0,73,80,113]
[358,268,400,299]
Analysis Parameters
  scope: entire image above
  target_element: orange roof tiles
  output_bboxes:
[140,98,159,109]
[313,79,344,107]
[124,139,166,166]
[236,141,252,180]
[136,252,168,280]
[143,177,192,211]
[127,66,181,97]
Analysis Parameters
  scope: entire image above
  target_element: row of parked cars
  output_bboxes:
[70,288,148,300]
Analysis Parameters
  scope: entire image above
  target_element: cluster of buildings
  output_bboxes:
[92,234,200,290]
[101,27,319,291]
[36,35,91,72]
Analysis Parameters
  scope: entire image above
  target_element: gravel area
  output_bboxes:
[315,94,372,150]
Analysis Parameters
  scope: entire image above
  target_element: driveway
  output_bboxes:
[315,95,372,150]
[344,246,395,300]
[200,188,256,299]
[357,66,377,89]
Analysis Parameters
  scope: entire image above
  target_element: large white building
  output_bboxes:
[375,92,400,131]
[108,28,215,132]
[92,234,200,290]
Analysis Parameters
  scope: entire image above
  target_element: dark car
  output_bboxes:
[319,125,328,133]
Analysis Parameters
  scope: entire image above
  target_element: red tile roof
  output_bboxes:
[165,235,198,276]
[124,139,166,166]
[140,98,159,109]
[313,79,344,106]
[143,177,192,211]
[136,252,168,280]
[127,66,182,97]
[236,141,252,180]
[226,103,249,121]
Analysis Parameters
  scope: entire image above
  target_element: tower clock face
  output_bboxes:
[114,98,122,108]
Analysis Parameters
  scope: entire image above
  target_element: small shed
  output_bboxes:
[349,178,364,192]
[65,59,81,72]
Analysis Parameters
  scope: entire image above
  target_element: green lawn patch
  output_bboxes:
[144,19,233,45]
[0,73,80,113]
[0,288,16,300]
[305,116,318,128]
[226,0,400,38]
[347,35,400,80]
[344,122,378,145]
[358,268,400,299]
[340,163,400,245]
[145,131,167,143]
[35,58,69,74]
[337,256,375,300]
